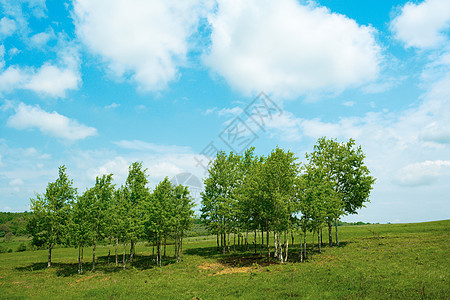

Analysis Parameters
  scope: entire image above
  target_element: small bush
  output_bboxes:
[7,248,13,253]
[0,245,8,253]
[16,242,27,252]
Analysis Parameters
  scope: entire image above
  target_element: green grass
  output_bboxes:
[0,220,448,299]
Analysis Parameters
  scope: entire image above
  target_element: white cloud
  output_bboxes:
[343,101,355,107]
[217,106,243,117]
[114,139,192,154]
[265,111,302,142]
[391,0,450,49]
[7,103,98,141]
[29,29,55,48]
[397,160,450,186]
[9,178,24,186]
[24,64,79,97]
[0,17,16,38]
[73,0,213,91]
[105,102,120,109]
[204,0,381,99]
[0,45,4,69]
[0,45,81,98]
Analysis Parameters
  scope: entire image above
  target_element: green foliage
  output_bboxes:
[16,242,27,252]
[305,137,375,216]
[27,166,77,252]
[0,212,31,237]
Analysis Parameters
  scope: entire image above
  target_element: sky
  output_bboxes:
[0,0,449,223]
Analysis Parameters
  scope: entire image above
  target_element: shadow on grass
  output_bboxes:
[184,242,350,266]
[15,253,176,277]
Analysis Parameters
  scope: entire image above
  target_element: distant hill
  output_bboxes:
[0,212,31,237]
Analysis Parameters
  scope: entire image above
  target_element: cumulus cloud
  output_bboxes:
[397,160,450,186]
[204,0,381,99]
[29,28,55,48]
[73,0,213,91]
[24,64,79,97]
[391,0,450,49]
[0,17,16,38]
[0,44,81,98]
[7,103,97,141]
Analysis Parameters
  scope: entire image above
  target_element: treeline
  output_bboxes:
[0,212,31,239]
[27,162,195,273]
[200,137,375,262]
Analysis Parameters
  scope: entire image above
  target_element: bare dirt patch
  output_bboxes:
[198,262,261,276]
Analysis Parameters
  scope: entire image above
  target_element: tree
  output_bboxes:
[86,174,115,271]
[70,191,93,274]
[259,147,299,262]
[201,151,243,254]
[146,177,173,266]
[28,166,77,267]
[306,137,375,246]
[172,184,195,262]
[299,163,342,259]
[123,162,149,263]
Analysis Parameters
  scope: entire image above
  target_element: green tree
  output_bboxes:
[306,137,375,246]
[123,162,149,263]
[201,151,243,254]
[172,184,195,262]
[260,147,299,262]
[70,191,93,274]
[28,166,77,267]
[86,174,115,271]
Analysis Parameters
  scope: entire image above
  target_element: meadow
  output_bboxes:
[0,220,448,299]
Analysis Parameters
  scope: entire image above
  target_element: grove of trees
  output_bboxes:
[26,137,374,271]
[200,137,375,263]
[27,162,195,273]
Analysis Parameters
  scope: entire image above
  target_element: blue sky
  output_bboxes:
[0,0,449,223]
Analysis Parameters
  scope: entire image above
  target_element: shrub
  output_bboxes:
[16,242,27,252]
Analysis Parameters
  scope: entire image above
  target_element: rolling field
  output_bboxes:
[0,220,448,299]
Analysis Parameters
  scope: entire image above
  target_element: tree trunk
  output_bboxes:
[311,231,315,258]
[92,241,96,272]
[291,231,294,246]
[328,219,333,246]
[78,246,82,274]
[254,230,257,254]
[233,232,236,254]
[300,234,303,262]
[335,218,339,246]
[164,237,167,259]
[318,229,321,253]
[284,232,289,263]
[274,232,278,258]
[47,245,52,268]
[261,230,264,256]
[278,233,283,263]
[245,231,248,251]
[180,234,183,257]
[115,238,118,266]
[217,233,220,252]
[227,232,230,253]
[266,227,270,259]
[320,228,323,247]
[303,230,307,261]
[122,244,126,270]
[130,240,134,264]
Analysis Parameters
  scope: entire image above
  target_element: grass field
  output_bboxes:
[0,220,448,299]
